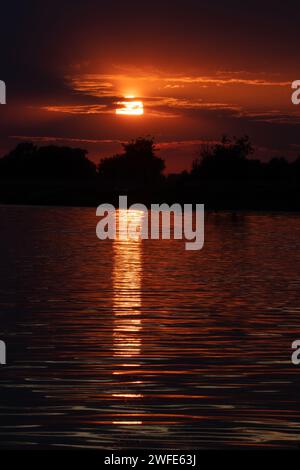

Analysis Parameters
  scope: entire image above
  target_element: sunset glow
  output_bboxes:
[116,99,144,116]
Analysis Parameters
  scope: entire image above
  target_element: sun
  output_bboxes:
[116,97,144,116]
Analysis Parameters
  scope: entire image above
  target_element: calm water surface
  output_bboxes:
[0,205,300,449]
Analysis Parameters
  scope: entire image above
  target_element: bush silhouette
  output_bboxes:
[0,143,97,180]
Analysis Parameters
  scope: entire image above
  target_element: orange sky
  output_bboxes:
[1,0,300,172]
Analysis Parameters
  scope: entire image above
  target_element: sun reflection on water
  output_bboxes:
[112,210,144,414]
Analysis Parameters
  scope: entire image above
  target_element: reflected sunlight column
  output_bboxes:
[111,209,146,425]
[112,209,144,360]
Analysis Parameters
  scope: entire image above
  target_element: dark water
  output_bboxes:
[0,205,300,449]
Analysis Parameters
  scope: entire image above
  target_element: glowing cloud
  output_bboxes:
[116,98,144,116]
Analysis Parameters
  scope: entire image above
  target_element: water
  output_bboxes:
[0,205,300,449]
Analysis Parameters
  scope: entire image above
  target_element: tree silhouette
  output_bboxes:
[0,143,97,180]
[266,157,290,180]
[98,138,165,189]
[291,155,300,181]
[191,135,255,179]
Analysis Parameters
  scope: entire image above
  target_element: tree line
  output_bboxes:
[1,136,300,185]
[0,136,300,209]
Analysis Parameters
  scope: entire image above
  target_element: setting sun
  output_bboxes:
[116,98,144,116]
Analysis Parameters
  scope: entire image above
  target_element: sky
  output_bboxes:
[0,0,299,173]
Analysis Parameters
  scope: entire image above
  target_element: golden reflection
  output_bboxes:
[112,210,144,425]
[112,421,143,425]
[112,393,143,398]
[113,209,144,359]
